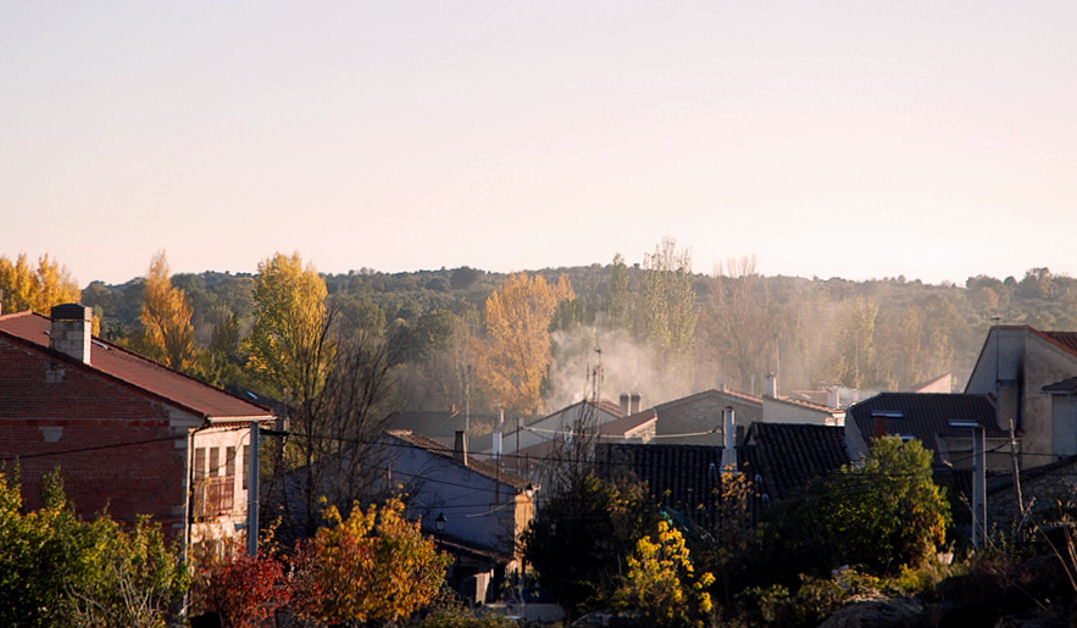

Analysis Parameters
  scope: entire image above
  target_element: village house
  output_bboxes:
[651,387,763,445]
[384,429,536,604]
[965,325,1077,467]
[0,304,275,554]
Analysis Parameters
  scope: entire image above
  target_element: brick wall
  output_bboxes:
[0,337,191,533]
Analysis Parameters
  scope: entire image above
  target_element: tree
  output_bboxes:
[0,470,187,627]
[192,541,288,628]
[246,252,333,402]
[764,437,950,578]
[637,238,698,359]
[139,251,196,371]
[522,473,657,614]
[614,520,716,628]
[477,272,574,413]
[704,255,782,392]
[0,253,81,314]
[289,497,452,625]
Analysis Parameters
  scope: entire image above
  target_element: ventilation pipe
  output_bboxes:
[720,406,737,473]
[453,430,469,466]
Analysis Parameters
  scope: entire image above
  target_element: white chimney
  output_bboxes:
[492,429,503,459]
[453,430,469,466]
[765,373,778,398]
[826,386,840,408]
[720,406,737,472]
[50,304,92,365]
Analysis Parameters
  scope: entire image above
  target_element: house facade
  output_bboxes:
[0,305,274,553]
[965,325,1077,466]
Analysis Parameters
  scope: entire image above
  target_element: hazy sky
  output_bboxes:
[2,1,1074,285]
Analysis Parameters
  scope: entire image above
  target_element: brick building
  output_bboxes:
[0,304,274,553]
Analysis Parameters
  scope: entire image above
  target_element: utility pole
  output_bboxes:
[952,421,986,549]
[247,420,260,556]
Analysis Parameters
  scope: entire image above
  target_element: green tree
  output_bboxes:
[637,238,698,358]
[522,474,657,614]
[0,470,186,627]
[764,437,950,578]
[614,520,716,628]
[289,497,452,625]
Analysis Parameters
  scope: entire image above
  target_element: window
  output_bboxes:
[242,445,250,490]
[194,448,206,480]
[226,446,236,477]
[209,447,220,477]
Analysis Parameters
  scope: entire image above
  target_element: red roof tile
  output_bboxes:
[0,311,273,421]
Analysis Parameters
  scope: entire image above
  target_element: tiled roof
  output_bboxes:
[385,429,531,490]
[1039,330,1077,357]
[598,409,657,436]
[846,393,1006,448]
[599,443,726,527]
[1044,377,1077,393]
[0,311,272,421]
[741,423,849,501]
[768,394,842,414]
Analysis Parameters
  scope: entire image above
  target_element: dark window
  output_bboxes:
[209,447,220,477]
[225,446,236,477]
[194,448,206,481]
[242,445,250,490]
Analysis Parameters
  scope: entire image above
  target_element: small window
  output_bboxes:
[242,445,250,490]
[209,448,220,477]
[194,448,206,481]
[225,446,236,477]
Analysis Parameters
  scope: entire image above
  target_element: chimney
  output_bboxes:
[720,406,737,472]
[492,429,502,459]
[629,393,641,414]
[453,430,469,466]
[826,386,840,409]
[765,373,778,398]
[50,304,92,365]
[619,393,630,415]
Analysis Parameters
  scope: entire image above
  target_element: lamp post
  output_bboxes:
[434,512,447,534]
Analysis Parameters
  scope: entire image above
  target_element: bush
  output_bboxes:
[192,540,288,628]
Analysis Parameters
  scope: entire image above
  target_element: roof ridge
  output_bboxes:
[0,310,36,321]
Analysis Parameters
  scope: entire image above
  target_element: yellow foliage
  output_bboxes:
[290,497,452,625]
[615,520,715,627]
[246,252,332,401]
[139,251,196,370]
[0,253,81,314]
[477,273,574,413]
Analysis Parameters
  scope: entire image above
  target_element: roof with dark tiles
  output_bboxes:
[847,393,1007,450]
[741,423,849,501]
[385,429,531,490]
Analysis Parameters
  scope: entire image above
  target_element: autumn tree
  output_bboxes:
[246,252,333,402]
[192,540,288,628]
[0,253,81,314]
[289,498,451,625]
[477,272,574,413]
[139,251,197,371]
[614,520,716,628]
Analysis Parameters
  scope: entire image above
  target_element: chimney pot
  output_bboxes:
[720,406,737,472]
[765,373,778,398]
[50,304,92,365]
[629,393,641,415]
[453,430,469,466]
[619,393,630,415]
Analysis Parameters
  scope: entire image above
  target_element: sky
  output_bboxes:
[2,1,1075,286]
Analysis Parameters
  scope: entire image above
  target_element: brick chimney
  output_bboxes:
[453,430,469,466]
[50,304,92,365]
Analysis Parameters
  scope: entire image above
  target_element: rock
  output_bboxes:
[818,596,925,628]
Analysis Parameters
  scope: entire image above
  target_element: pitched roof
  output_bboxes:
[655,388,763,411]
[767,394,843,414]
[0,311,272,421]
[599,442,726,527]
[742,423,849,501]
[846,393,1007,450]
[385,429,531,490]
[1039,330,1077,357]
[1043,377,1077,393]
[598,408,657,437]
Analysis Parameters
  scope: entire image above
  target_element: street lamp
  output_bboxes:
[434,512,447,534]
